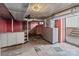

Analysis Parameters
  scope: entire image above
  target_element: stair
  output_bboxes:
[24,25,38,42]
[24,31,27,42]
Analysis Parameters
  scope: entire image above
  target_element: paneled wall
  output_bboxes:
[41,27,58,43]
[13,20,22,32]
[36,25,43,35]
[0,17,22,32]
[0,18,7,32]
[7,19,12,32]
[55,19,61,43]
[55,18,65,43]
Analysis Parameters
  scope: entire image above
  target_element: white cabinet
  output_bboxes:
[0,32,24,48]
[7,33,17,46]
[0,33,8,47]
[42,28,58,44]
[16,32,24,44]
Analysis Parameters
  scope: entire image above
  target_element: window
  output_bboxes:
[39,22,44,25]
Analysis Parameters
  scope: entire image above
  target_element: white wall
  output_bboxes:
[50,20,55,28]
[47,6,79,21]
[66,15,79,27]
[45,19,55,28]
[46,6,79,43]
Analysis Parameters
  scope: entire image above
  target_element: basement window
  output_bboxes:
[39,22,44,25]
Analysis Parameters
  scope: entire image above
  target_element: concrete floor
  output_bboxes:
[1,36,79,56]
[1,36,50,56]
[66,35,79,46]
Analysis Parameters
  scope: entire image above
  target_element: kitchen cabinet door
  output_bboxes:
[16,32,24,44]
[0,33,8,47]
[7,33,17,46]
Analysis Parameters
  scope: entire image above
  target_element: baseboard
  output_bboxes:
[66,41,79,47]
[1,43,24,49]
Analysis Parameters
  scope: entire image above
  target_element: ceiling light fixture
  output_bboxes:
[31,4,46,12]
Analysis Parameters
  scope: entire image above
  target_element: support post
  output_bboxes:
[27,20,29,41]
